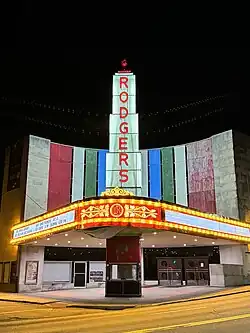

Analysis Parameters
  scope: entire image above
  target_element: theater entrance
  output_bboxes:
[157,257,209,286]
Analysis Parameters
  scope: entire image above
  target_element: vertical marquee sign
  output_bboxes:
[106,60,142,195]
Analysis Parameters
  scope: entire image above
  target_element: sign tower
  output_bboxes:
[106,60,142,195]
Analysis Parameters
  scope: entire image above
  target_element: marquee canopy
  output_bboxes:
[10,188,250,245]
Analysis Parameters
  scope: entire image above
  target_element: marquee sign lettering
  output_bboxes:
[106,60,142,193]
[12,210,76,239]
[80,203,161,221]
[119,76,129,183]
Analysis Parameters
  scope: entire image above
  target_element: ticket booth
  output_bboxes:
[105,236,141,297]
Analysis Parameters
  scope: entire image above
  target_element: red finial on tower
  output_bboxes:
[121,59,128,68]
[119,59,131,73]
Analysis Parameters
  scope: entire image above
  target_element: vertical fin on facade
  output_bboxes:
[106,63,142,195]
[71,147,85,202]
[47,143,73,211]
[148,149,162,199]
[174,146,188,206]
[161,147,174,203]
[85,149,98,197]
[141,150,149,197]
[98,150,108,196]
[212,130,239,219]
[186,138,216,213]
[24,136,51,220]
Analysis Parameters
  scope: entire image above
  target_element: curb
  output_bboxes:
[66,289,250,310]
[1,288,250,309]
[67,304,136,310]
[0,298,59,305]
[144,288,250,308]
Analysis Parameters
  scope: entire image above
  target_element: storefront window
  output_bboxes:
[110,264,137,280]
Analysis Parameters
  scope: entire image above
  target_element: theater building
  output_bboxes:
[1,62,250,295]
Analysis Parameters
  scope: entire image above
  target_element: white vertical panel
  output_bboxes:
[24,135,51,220]
[109,114,139,134]
[106,170,142,188]
[141,150,149,197]
[71,147,85,202]
[212,131,239,219]
[108,71,142,192]
[106,152,142,171]
[112,73,135,112]
[174,146,188,206]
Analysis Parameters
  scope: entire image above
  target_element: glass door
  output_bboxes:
[157,258,182,286]
[74,262,87,288]
[184,258,209,286]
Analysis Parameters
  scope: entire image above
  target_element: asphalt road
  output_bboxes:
[1,291,250,332]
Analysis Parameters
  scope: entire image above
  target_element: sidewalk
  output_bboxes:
[1,285,250,309]
[152,285,250,307]
[0,292,59,305]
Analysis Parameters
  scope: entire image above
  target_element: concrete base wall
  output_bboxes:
[86,280,158,289]
[242,252,250,284]
[220,245,245,265]
[209,264,244,287]
[18,246,44,293]
[42,282,74,292]
[143,280,158,286]
[87,282,105,288]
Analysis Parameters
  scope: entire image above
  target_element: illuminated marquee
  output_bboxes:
[12,210,76,239]
[165,210,250,237]
[80,203,161,220]
[10,196,250,244]
[106,60,142,195]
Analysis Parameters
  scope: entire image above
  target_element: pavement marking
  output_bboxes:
[153,305,206,315]
[124,312,250,333]
[0,308,54,315]
[0,304,22,309]
[0,304,207,326]
[0,304,206,317]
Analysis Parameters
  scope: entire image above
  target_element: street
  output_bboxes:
[0,291,250,332]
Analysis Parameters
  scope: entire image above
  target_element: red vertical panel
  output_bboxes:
[106,236,140,263]
[47,143,73,211]
[187,139,216,213]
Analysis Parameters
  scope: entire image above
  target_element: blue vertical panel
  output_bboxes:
[98,150,108,195]
[141,150,149,197]
[148,149,162,199]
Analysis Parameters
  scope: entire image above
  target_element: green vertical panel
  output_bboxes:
[161,147,174,202]
[85,149,97,197]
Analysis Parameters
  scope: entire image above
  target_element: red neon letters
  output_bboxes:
[119,76,129,183]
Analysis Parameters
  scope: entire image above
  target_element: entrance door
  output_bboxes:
[74,262,87,288]
[184,258,209,286]
[158,258,182,286]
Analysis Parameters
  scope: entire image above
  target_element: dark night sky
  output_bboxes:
[0,47,248,187]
